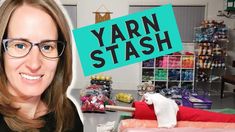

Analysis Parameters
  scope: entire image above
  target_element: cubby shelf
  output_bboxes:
[141,54,196,90]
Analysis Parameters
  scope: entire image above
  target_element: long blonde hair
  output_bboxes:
[0,0,75,131]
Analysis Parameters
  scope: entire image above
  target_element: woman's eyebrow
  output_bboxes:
[7,38,57,42]
[40,39,58,42]
[7,37,29,41]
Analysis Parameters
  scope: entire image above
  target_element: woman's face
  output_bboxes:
[4,4,59,98]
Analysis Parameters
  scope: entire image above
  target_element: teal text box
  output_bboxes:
[73,4,183,76]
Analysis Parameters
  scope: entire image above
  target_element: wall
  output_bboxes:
[61,0,235,90]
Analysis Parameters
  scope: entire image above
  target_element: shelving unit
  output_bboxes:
[141,54,195,90]
[194,20,229,93]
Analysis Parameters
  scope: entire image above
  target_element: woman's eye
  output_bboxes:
[42,44,55,52]
[43,45,52,50]
[15,43,26,49]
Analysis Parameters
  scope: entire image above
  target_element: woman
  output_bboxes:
[0,0,83,131]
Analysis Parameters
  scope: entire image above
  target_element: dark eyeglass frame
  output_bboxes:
[2,38,66,59]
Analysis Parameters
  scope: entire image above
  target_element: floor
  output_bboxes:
[70,88,235,132]
[209,92,235,109]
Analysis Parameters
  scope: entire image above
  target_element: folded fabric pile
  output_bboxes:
[90,75,112,98]
[80,85,115,112]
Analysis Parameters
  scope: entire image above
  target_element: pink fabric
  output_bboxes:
[122,128,235,132]
[118,119,235,132]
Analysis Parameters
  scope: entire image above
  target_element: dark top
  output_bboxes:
[0,100,83,132]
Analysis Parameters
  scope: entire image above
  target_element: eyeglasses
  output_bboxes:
[2,38,66,59]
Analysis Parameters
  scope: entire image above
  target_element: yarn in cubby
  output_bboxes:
[143,59,154,67]
[155,69,167,80]
[169,56,181,68]
[182,56,194,68]
[155,57,168,68]
[168,69,180,80]
[181,70,193,81]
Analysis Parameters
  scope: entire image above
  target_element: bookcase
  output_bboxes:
[141,53,195,90]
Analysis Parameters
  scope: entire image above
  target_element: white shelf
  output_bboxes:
[142,67,154,69]
[141,54,196,89]
[168,68,181,69]
[155,80,167,82]
[182,80,194,82]
[155,67,168,69]
[168,80,181,82]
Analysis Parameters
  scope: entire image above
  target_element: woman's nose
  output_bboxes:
[25,46,42,72]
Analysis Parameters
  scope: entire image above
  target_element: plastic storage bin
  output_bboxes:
[182,95,212,109]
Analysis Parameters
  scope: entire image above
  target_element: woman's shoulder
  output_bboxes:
[0,113,5,124]
[0,113,12,131]
[0,113,3,122]
[41,98,83,131]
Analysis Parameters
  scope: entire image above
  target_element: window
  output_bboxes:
[63,5,77,28]
[129,5,205,42]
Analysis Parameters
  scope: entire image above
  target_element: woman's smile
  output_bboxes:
[20,73,44,80]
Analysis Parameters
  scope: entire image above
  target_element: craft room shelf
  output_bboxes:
[141,54,196,90]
